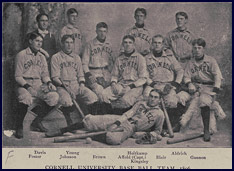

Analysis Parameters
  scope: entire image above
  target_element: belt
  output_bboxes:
[23,77,40,80]
[89,66,108,70]
[195,81,214,86]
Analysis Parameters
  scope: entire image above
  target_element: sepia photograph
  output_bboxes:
[2,2,232,169]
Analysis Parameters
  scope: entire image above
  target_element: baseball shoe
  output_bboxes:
[45,129,63,137]
[203,132,211,142]
[172,123,181,133]
[31,121,48,132]
[15,128,23,139]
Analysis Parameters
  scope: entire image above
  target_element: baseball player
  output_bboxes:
[24,13,57,60]
[82,22,114,113]
[101,35,148,110]
[46,89,164,145]
[144,34,190,132]
[120,8,152,56]
[60,8,84,56]
[164,12,196,68]
[183,38,223,141]
[15,32,59,138]
[51,34,98,126]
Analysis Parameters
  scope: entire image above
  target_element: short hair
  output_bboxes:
[36,13,49,22]
[96,22,108,30]
[29,32,43,41]
[175,11,188,20]
[122,35,135,43]
[67,8,78,16]
[192,38,206,48]
[135,8,147,16]
[152,34,165,44]
[61,34,75,44]
[149,89,161,97]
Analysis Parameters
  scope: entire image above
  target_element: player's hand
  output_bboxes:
[27,87,37,96]
[111,82,118,95]
[107,124,123,132]
[98,92,110,103]
[188,83,196,94]
[48,82,57,91]
[39,48,50,58]
[78,83,85,95]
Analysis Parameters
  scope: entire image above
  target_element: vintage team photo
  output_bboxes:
[2,2,232,147]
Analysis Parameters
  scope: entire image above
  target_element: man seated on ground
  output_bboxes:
[100,35,148,114]
[46,89,164,145]
[144,34,190,134]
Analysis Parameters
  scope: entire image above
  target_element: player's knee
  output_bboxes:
[84,88,99,104]
[199,95,212,107]
[106,132,122,145]
[57,89,73,107]
[18,88,33,105]
[44,92,59,106]
[177,91,191,106]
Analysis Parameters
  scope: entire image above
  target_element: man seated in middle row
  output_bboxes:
[101,35,148,113]
[144,34,190,133]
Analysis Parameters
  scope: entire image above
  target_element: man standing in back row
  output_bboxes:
[121,8,152,57]
[165,11,196,68]
[60,8,84,56]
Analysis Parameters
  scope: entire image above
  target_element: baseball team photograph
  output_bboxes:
[2,2,232,148]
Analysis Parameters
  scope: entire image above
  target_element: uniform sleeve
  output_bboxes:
[79,31,86,58]
[82,42,91,73]
[151,110,165,136]
[211,59,223,88]
[117,101,141,123]
[76,56,85,82]
[133,55,148,87]
[171,55,184,83]
[15,52,27,86]
[41,55,51,83]
[164,33,172,50]
[50,54,61,79]
[183,61,192,84]
[111,57,120,83]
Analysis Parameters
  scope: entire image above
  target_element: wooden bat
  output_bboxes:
[161,98,174,138]
[54,131,107,143]
[60,79,85,119]
[167,133,203,144]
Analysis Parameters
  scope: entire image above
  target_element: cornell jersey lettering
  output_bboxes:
[119,101,164,131]
[24,59,42,70]
[165,28,195,60]
[90,46,112,56]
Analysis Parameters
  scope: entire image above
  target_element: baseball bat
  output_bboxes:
[161,98,174,138]
[60,79,85,119]
[54,131,107,143]
[167,133,203,144]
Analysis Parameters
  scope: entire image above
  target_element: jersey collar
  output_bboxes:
[60,50,76,58]
[132,24,148,31]
[66,23,78,29]
[93,37,110,45]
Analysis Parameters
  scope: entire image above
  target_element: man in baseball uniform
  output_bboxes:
[121,8,152,57]
[82,22,114,113]
[165,12,196,68]
[15,32,59,138]
[101,35,148,111]
[60,8,84,56]
[24,13,57,68]
[184,38,223,141]
[51,35,98,126]
[144,34,189,132]
[46,89,164,145]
